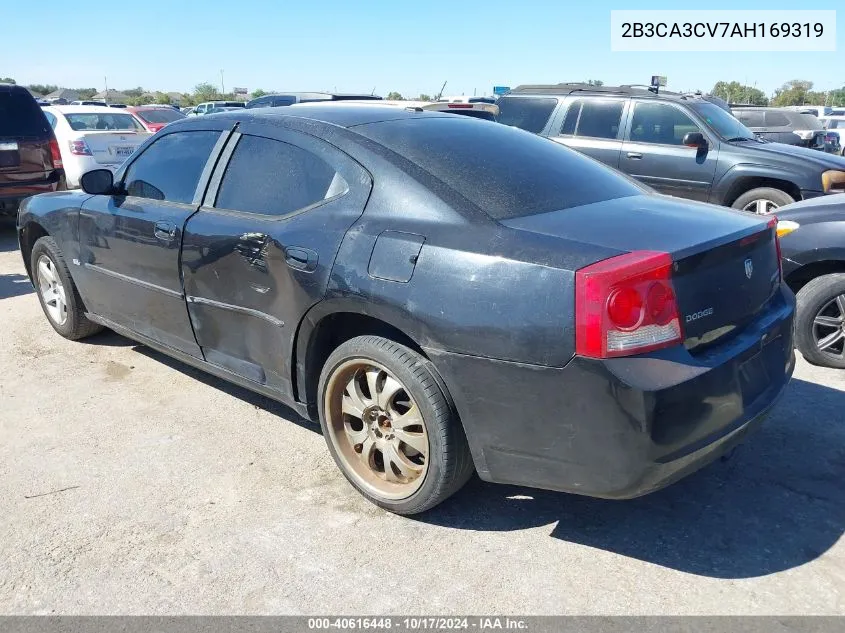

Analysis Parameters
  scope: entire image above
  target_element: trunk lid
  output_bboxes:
[501,193,780,352]
[75,130,149,165]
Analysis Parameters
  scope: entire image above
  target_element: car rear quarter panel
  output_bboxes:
[17,191,89,276]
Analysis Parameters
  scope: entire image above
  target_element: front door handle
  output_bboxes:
[154,221,177,242]
[626,152,643,159]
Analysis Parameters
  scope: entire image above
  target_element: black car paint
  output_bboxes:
[498,93,845,206]
[18,107,795,499]
[776,194,845,283]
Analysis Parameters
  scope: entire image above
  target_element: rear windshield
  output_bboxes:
[0,91,51,137]
[356,116,642,220]
[64,113,142,131]
[137,109,184,124]
[495,97,557,134]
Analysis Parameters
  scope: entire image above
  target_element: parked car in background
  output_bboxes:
[496,83,845,214]
[776,195,845,368]
[246,92,382,108]
[731,106,828,152]
[295,99,499,121]
[437,95,497,104]
[126,105,186,133]
[820,116,845,156]
[189,101,246,116]
[17,105,794,514]
[0,83,65,217]
[41,106,151,188]
[70,100,109,107]
[783,105,833,119]
[108,104,128,109]
[206,106,243,115]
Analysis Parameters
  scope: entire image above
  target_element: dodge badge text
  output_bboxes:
[686,308,715,323]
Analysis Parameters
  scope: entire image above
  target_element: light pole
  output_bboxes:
[220,69,225,95]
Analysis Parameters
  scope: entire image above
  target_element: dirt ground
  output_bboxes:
[1,225,843,615]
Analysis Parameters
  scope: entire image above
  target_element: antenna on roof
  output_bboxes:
[435,80,447,101]
[371,86,376,96]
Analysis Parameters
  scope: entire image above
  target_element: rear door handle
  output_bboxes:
[285,246,318,272]
[626,152,643,159]
[154,221,177,242]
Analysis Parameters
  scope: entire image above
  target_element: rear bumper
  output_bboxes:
[0,170,65,214]
[427,286,795,499]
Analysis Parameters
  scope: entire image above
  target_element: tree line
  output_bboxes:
[6,75,845,108]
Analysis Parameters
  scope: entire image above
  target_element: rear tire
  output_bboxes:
[30,236,103,340]
[731,188,795,215]
[794,273,845,369]
[318,335,474,515]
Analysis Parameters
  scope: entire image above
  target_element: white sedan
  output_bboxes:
[41,106,152,188]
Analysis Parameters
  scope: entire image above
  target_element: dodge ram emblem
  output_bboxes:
[744,258,753,279]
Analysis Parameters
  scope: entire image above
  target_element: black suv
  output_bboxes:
[496,84,845,214]
[0,84,65,217]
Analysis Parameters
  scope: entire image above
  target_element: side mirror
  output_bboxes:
[80,169,115,195]
[683,132,708,148]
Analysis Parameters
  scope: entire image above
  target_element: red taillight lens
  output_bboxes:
[68,139,92,156]
[49,138,63,168]
[767,215,782,282]
[575,251,683,359]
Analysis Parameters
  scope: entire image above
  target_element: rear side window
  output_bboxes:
[215,135,346,216]
[0,91,50,137]
[560,99,624,139]
[495,97,557,134]
[123,131,221,203]
[356,116,643,220]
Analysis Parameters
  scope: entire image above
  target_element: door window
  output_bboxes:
[628,102,702,146]
[732,110,765,127]
[214,135,346,216]
[122,131,220,203]
[560,99,624,139]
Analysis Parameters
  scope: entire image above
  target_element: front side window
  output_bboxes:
[560,99,625,140]
[215,135,346,216]
[123,131,221,203]
[628,102,702,146]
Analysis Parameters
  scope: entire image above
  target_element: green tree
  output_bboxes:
[770,79,813,107]
[711,81,768,105]
[193,82,219,102]
[251,88,267,98]
[586,79,604,86]
[74,88,98,100]
[152,91,171,105]
[386,91,404,100]
[1,77,16,84]
[418,93,432,101]
[28,84,58,95]
[123,86,145,98]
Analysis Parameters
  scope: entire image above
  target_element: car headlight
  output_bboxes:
[776,220,800,238]
[822,170,845,193]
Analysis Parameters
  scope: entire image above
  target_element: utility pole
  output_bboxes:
[104,76,108,102]
[435,80,447,101]
[220,69,225,95]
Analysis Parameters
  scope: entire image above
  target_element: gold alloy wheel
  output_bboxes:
[324,359,430,500]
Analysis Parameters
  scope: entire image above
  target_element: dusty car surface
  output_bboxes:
[17,106,795,514]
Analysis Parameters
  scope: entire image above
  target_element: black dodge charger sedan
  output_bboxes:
[17,106,795,514]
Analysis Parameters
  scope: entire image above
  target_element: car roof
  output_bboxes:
[180,104,455,128]
[297,99,499,114]
[504,83,722,105]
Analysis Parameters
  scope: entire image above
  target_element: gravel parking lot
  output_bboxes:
[1,224,843,615]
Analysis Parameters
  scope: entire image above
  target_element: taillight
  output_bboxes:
[768,215,782,282]
[68,139,92,156]
[49,138,63,168]
[575,251,683,359]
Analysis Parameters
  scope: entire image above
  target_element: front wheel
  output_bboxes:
[795,273,845,369]
[731,187,795,215]
[318,335,474,515]
[30,236,103,340]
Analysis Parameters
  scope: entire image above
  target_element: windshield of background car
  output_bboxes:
[137,109,185,124]
[0,91,51,137]
[689,102,756,139]
[495,97,557,134]
[356,116,643,220]
[63,112,143,131]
